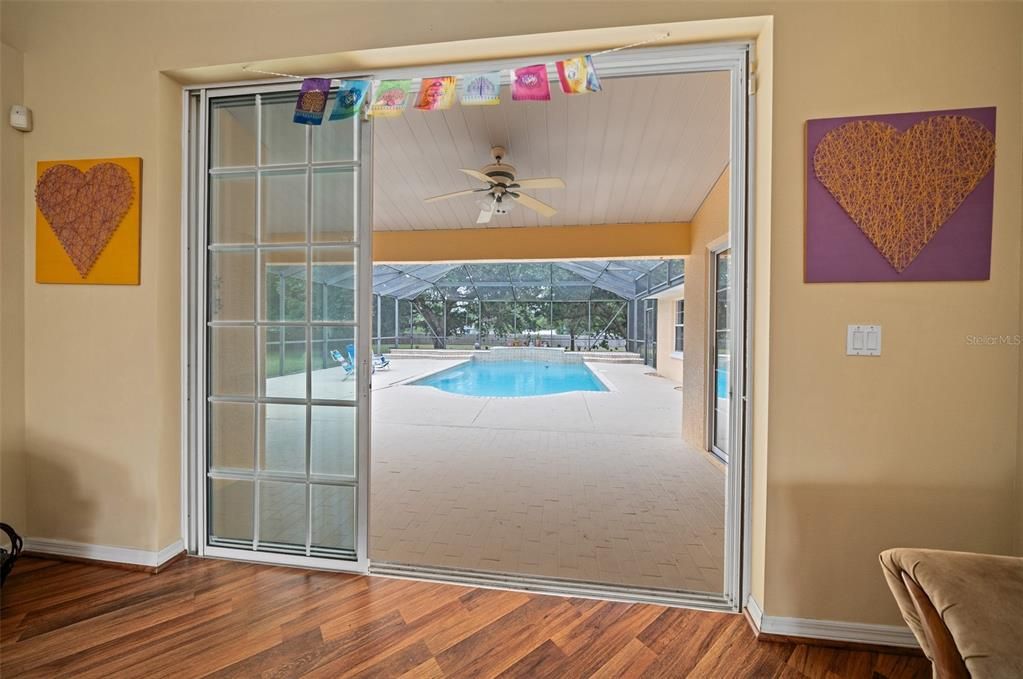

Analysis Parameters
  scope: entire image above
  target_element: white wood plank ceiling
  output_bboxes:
[372,70,730,231]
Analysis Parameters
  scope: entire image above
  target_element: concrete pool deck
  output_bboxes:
[370,357,726,593]
[247,356,726,592]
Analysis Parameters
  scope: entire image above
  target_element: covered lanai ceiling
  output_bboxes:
[372,70,730,231]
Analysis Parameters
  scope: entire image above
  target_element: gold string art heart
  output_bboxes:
[813,115,994,272]
[35,163,135,278]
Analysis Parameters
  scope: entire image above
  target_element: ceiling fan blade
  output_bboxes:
[424,188,487,203]
[459,168,497,185]
[512,177,566,190]
[476,200,496,224]
[510,192,557,218]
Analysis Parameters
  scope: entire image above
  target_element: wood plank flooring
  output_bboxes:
[0,556,929,678]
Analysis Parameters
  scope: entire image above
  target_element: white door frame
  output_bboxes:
[182,39,756,608]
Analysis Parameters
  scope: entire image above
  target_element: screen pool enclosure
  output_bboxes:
[254,259,684,375]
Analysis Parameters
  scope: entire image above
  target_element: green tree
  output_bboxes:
[553,303,589,351]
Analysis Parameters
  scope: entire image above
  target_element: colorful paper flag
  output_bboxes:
[460,72,501,106]
[293,78,332,125]
[511,64,550,102]
[415,76,457,111]
[329,80,370,121]
[556,55,602,94]
[370,79,414,117]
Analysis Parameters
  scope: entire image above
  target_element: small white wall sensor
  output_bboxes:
[9,105,32,132]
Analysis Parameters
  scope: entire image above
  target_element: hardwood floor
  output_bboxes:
[0,556,929,678]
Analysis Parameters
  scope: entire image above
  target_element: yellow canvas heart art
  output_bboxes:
[35,157,142,285]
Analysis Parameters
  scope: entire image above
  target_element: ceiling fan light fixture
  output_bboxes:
[423,148,564,221]
[476,196,514,214]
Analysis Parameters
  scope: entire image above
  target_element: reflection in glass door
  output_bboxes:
[710,246,731,463]
[204,89,371,568]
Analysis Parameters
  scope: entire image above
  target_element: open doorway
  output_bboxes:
[367,259,726,593]
[366,63,739,599]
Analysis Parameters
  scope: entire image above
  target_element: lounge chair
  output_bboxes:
[346,343,391,371]
[329,349,355,379]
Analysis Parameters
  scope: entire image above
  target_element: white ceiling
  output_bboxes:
[372,70,730,231]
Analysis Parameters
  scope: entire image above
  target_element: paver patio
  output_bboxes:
[369,357,726,593]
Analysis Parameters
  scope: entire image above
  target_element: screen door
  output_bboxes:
[201,87,372,570]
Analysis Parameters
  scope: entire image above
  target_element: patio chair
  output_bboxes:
[329,349,355,379]
[346,344,390,371]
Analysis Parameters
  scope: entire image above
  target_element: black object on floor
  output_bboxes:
[1,522,23,585]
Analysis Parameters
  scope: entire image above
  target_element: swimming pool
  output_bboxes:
[412,359,608,397]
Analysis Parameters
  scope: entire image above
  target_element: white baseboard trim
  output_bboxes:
[744,595,918,649]
[24,537,185,569]
[745,593,764,628]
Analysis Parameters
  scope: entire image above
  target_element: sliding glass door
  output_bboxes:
[643,299,658,367]
[201,87,372,569]
[184,39,751,611]
[709,245,731,463]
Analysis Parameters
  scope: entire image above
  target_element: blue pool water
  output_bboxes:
[413,359,608,397]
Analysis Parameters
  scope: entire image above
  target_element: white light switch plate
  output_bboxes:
[847,324,881,356]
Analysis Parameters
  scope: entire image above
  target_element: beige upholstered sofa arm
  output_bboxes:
[880,548,1023,679]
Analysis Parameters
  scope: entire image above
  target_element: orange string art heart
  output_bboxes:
[813,115,994,272]
[35,163,135,278]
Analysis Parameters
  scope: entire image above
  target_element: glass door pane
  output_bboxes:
[710,247,732,462]
[643,299,657,368]
[205,89,368,568]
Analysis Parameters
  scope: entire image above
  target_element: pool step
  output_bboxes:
[581,354,645,364]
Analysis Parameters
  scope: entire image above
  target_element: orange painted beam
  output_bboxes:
[373,222,691,263]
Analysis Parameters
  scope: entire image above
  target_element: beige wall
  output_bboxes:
[2,1,1021,629]
[0,41,27,531]
[1019,162,1023,556]
[762,4,1020,624]
[681,171,730,450]
[655,290,684,385]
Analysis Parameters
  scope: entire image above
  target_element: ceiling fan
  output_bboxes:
[423,146,565,224]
